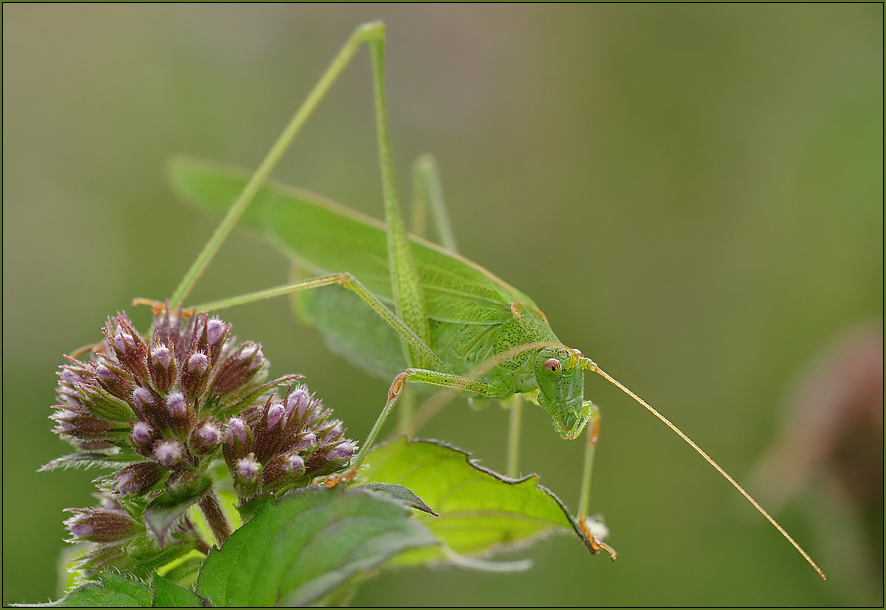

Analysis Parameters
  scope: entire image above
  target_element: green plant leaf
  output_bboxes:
[38,450,142,472]
[195,486,438,607]
[17,573,151,607]
[355,482,438,516]
[360,437,584,564]
[144,476,213,544]
[152,574,205,607]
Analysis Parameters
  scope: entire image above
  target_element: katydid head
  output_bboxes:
[533,347,592,440]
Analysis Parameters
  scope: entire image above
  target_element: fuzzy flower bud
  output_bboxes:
[223,417,254,470]
[262,452,307,490]
[209,343,266,396]
[293,432,317,453]
[64,507,139,543]
[190,420,223,455]
[113,462,165,496]
[74,382,133,423]
[233,454,262,499]
[325,440,357,463]
[104,315,149,382]
[129,421,157,456]
[165,392,195,436]
[93,363,133,402]
[181,351,210,403]
[152,439,185,468]
[204,317,230,364]
[148,344,176,394]
[284,386,312,420]
[130,386,160,425]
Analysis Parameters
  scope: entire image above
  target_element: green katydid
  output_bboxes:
[143,21,825,578]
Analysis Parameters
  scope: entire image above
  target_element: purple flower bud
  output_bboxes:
[209,342,267,396]
[318,420,344,443]
[261,452,307,490]
[114,331,133,353]
[226,417,249,447]
[206,317,228,352]
[186,352,208,375]
[93,363,134,401]
[152,345,172,368]
[235,455,261,483]
[104,314,150,381]
[284,453,305,476]
[222,417,254,470]
[50,407,113,440]
[266,403,285,430]
[181,351,210,403]
[232,453,263,499]
[162,392,193,438]
[63,507,139,543]
[294,432,317,453]
[131,386,156,417]
[166,392,187,418]
[190,420,222,455]
[148,345,176,394]
[285,386,311,420]
[113,462,165,495]
[152,439,185,467]
[130,421,156,454]
[326,440,356,463]
[61,368,82,385]
[73,382,133,422]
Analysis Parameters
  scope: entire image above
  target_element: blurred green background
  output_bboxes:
[3,4,882,606]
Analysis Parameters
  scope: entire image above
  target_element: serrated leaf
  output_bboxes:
[38,450,141,472]
[360,437,583,564]
[195,486,438,607]
[17,573,151,607]
[355,483,438,516]
[152,574,206,607]
[144,477,213,544]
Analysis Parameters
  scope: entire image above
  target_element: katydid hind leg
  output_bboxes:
[170,22,388,309]
[366,34,432,371]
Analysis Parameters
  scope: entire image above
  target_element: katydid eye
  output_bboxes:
[544,358,562,375]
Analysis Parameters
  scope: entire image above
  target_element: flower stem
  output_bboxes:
[198,489,232,547]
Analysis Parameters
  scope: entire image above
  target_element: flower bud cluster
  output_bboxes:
[222,385,357,499]
[47,308,356,576]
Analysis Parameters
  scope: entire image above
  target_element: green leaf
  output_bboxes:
[38,450,141,472]
[195,486,438,607]
[18,573,151,607]
[144,476,213,544]
[355,482,438,516]
[152,574,205,607]
[360,437,581,564]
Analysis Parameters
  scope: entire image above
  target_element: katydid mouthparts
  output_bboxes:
[142,21,826,579]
